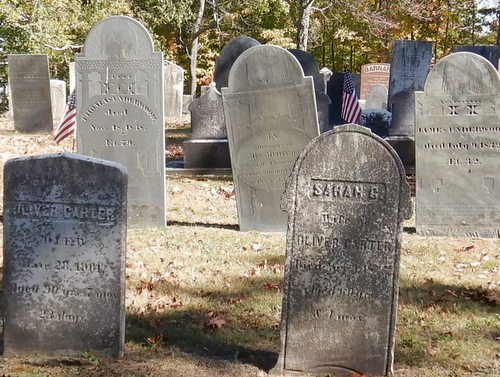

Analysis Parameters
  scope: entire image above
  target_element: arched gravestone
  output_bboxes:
[76,16,165,227]
[415,52,500,238]
[214,36,260,92]
[164,60,184,117]
[3,153,127,357]
[222,45,320,232]
[272,124,411,376]
[366,84,388,109]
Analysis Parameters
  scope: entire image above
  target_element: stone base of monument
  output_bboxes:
[385,135,415,172]
[183,139,231,169]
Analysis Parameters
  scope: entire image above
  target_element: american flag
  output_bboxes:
[53,90,76,143]
[341,69,361,124]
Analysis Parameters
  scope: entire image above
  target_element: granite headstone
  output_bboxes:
[75,16,165,227]
[222,45,320,232]
[452,45,499,70]
[360,63,390,100]
[3,153,127,356]
[415,52,500,237]
[366,84,388,109]
[50,79,67,122]
[273,124,411,376]
[7,54,53,133]
[164,60,184,117]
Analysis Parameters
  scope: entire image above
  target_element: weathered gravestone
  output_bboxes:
[50,79,67,122]
[360,63,390,100]
[272,124,411,376]
[3,153,127,356]
[452,45,499,70]
[366,84,388,109]
[69,61,76,92]
[415,52,500,238]
[327,71,361,126]
[7,54,53,133]
[184,82,230,168]
[76,16,165,227]
[387,40,432,167]
[214,36,260,92]
[164,60,184,117]
[182,94,193,114]
[222,45,320,232]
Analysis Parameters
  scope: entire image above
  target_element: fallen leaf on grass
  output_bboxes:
[348,373,371,377]
[170,297,182,308]
[218,185,235,199]
[262,283,280,291]
[462,244,475,251]
[427,344,439,356]
[441,331,453,337]
[206,316,226,330]
[146,334,166,344]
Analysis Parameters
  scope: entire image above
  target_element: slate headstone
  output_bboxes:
[366,84,388,109]
[327,71,361,126]
[7,54,53,133]
[415,52,500,238]
[288,49,325,92]
[3,153,127,356]
[452,45,499,70]
[222,45,320,232]
[50,79,67,122]
[214,36,260,91]
[164,60,184,117]
[76,16,165,227]
[360,63,390,100]
[273,124,411,376]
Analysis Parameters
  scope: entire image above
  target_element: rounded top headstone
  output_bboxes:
[80,16,155,59]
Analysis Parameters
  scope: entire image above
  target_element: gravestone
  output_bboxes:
[272,124,411,376]
[222,45,320,232]
[69,62,76,92]
[415,52,500,237]
[360,63,390,100]
[164,60,184,117]
[319,67,333,93]
[182,94,193,114]
[387,40,432,168]
[452,45,499,70]
[366,84,388,109]
[184,82,230,168]
[214,36,260,91]
[327,71,361,126]
[50,79,67,122]
[7,54,53,133]
[3,153,127,356]
[76,15,165,227]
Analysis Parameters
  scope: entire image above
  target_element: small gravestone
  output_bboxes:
[273,124,411,376]
[184,82,230,168]
[7,54,53,133]
[50,79,67,122]
[222,45,320,232]
[366,84,388,109]
[164,60,184,117]
[76,16,165,227]
[386,40,432,168]
[327,71,361,126]
[360,63,390,100]
[3,153,127,356]
[452,45,499,70]
[182,94,193,114]
[415,52,500,237]
[214,36,260,91]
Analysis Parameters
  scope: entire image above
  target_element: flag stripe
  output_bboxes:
[341,69,362,124]
[53,90,76,143]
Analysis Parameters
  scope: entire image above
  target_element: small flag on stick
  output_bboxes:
[53,90,76,143]
[341,69,362,124]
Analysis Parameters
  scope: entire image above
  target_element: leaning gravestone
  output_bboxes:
[222,45,320,232]
[3,153,127,356]
[50,79,67,122]
[415,52,500,238]
[7,54,53,133]
[366,84,388,109]
[452,45,499,70]
[272,124,411,376]
[76,16,165,227]
[360,63,390,100]
[164,60,184,117]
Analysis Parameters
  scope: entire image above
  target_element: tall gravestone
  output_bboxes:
[7,54,53,133]
[184,82,230,168]
[222,45,320,232]
[387,40,432,168]
[327,71,361,126]
[214,36,260,91]
[164,60,184,117]
[76,16,165,227]
[3,153,127,356]
[452,45,499,70]
[415,52,500,238]
[50,79,67,122]
[360,63,390,100]
[273,124,411,376]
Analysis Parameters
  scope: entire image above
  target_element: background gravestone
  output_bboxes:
[3,153,127,356]
[366,84,388,109]
[164,60,184,117]
[184,82,230,168]
[415,52,500,238]
[76,16,165,227]
[7,54,53,133]
[273,124,411,376]
[452,45,499,70]
[50,79,67,122]
[222,45,320,232]
[69,61,76,92]
[359,63,390,100]
[386,40,432,168]
[327,71,361,126]
[214,36,260,91]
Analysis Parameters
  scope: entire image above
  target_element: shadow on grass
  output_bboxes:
[168,220,239,231]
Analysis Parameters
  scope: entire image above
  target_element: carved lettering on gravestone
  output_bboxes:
[76,16,165,227]
[164,60,184,117]
[3,153,127,356]
[7,54,53,133]
[415,52,500,238]
[360,63,390,100]
[272,124,411,376]
[222,45,320,232]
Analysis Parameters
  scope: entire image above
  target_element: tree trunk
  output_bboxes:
[189,0,206,95]
[296,0,314,51]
